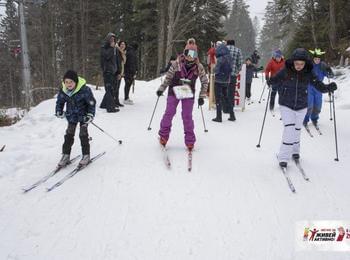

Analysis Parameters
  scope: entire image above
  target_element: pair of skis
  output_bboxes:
[279,158,309,193]
[160,144,192,172]
[23,152,105,193]
[304,123,322,137]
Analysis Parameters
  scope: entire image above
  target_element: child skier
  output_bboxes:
[265,49,285,111]
[156,39,208,151]
[268,48,337,168]
[55,70,96,167]
[303,48,334,127]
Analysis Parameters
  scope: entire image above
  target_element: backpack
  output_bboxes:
[220,55,233,77]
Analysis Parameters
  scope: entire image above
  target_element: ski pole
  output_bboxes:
[147,96,160,131]
[258,81,267,103]
[331,92,339,161]
[328,78,333,121]
[256,88,271,148]
[91,122,122,144]
[200,105,208,133]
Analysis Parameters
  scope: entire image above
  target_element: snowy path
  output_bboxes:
[1,71,350,259]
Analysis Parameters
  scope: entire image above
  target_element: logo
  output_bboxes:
[296,221,350,251]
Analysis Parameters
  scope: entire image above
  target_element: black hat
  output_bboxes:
[63,70,79,84]
[291,48,309,61]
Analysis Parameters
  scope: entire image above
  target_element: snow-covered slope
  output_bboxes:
[0,70,350,260]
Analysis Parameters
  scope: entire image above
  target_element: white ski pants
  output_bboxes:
[278,106,307,162]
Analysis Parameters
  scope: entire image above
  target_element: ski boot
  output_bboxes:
[79,154,90,167]
[292,154,300,160]
[279,161,287,168]
[58,154,70,167]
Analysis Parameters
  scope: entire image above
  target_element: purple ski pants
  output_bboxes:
[158,95,195,146]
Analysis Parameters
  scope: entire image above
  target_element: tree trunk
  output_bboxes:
[309,0,317,46]
[329,0,337,49]
[157,0,166,75]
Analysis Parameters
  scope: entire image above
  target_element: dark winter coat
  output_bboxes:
[251,52,260,65]
[100,33,120,75]
[245,64,256,84]
[124,46,138,78]
[270,49,330,111]
[56,77,96,123]
[215,44,232,83]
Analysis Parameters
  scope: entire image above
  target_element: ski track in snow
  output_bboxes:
[0,71,350,260]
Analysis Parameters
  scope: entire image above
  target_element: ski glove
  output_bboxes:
[156,90,163,97]
[83,113,94,124]
[56,111,65,119]
[327,82,337,93]
[198,97,204,106]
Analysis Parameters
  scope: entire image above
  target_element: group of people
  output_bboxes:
[53,33,338,169]
[100,32,138,113]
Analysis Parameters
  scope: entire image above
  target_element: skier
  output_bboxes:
[156,38,208,151]
[100,32,120,113]
[265,49,285,111]
[212,43,234,122]
[268,48,337,168]
[251,50,261,78]
[303,48,334,127]
[226,39,243,119]
[55,70,96,167]
[245,57,263,103]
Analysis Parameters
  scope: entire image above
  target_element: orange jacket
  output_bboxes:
[265,58,285,78]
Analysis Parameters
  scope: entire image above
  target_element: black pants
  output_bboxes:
[115,78,122,105]
[100,73,116,111]
[62,122,90,155]
[124,76,133,100]
[215,82,234,119]
[246,82,252,98]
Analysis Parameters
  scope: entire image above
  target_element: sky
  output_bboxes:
[246,0,269,21]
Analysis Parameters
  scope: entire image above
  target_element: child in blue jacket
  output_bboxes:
[55,70,96,167]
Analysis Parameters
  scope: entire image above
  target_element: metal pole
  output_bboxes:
[18,0,32,110]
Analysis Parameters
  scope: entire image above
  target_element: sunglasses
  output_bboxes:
[184,49,198,59]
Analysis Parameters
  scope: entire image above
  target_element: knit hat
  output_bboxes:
[291,48,309,61]
[63,70,79,84]
[273,49,282,58]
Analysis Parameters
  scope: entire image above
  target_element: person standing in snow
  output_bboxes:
[156,38,208,151]
[265,49,285,111]
[245,57,263,103]
[115,40,127,108]
[268,48,337,168]
[303,48,334,127]
[123,43,138,105]
[226,39,243,119]
[55,70,96,167]
[212,43,234,122]
[251,50,261,78]
[100,32,120,113]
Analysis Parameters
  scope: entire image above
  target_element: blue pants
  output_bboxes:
[304,86,322,124]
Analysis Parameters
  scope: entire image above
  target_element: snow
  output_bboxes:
[0,71,350,260]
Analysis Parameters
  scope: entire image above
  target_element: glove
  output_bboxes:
[327,82,337,93]
[198,97,204,106]
[156,90,163,97]
[56,111,65,119]
[83,113,94,124]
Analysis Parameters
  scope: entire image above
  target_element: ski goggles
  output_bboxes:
[184,49,198,59]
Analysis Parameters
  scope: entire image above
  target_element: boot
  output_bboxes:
[186,144,194,151]
[292,154,300,160]
[159,137,167,147]
[228,112,236,121]
[279,161,287,168]
[212,117,222,122]
[79,154,90,167]
[58,154,70,167]
[124,99,134,105]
